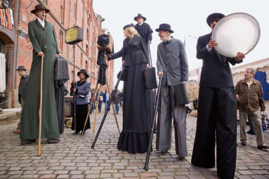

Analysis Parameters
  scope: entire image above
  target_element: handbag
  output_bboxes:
[174,80,199,105]
[117,67,128,81]
[144,67,157,89]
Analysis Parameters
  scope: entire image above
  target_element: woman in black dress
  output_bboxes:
[70,69,91,135]
[108,25,151,154]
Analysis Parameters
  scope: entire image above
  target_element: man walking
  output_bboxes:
[20,4,60,145]
[112,87,121,115]
[13,66,29,134]
[103,89,110,111]
[155,23,189,160]
[191,13,245,179]
[236,68,268,150]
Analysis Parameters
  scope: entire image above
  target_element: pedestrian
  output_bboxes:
[236,68,268,150]
[134,13,153,45]
[20,4,60,145]
[96,90,103,112]
[103,89,110,111]
[13,66,29,134]
[112,87,121,115]
[107,24,151,154]
[155,23,189,160]
[70,69,91,135]
[191,13,245,179]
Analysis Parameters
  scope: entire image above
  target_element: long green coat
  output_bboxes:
[20,19,59,140]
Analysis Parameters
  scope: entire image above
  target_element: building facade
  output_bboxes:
[0,0,114,108]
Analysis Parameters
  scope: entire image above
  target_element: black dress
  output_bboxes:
[70,81,91,133]
[112,34,151,154]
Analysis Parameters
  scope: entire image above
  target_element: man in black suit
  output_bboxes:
[191,13,245,179]
[13,66,29,134]
[134,13,153,45]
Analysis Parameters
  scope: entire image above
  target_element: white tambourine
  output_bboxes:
[212,12,260,58]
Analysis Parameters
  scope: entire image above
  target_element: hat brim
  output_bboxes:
[155,28,174,33]
[134,17,146,21]
[16,69,26,71]
[77,72,89,78]
[206,13,225,26]
[31,9,50,14]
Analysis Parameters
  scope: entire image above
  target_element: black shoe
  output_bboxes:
[47,138,60,144]
[258,145,269,150]
[21,139,36,145]
[247,130,256,135]
[241,141,246,146]
[153,130,157,134]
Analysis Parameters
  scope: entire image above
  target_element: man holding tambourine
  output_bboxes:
[191,13,245,179]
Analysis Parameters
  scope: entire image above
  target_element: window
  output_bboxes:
[73,45,75,61]
[85,60,88,73]
[86,44,89,57]
[59,31,63,51]
[0,38,5,53]
[80,52,83,66]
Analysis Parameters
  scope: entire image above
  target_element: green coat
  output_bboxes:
[20,19,59,140]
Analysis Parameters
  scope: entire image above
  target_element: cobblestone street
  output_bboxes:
[0,106,269,179]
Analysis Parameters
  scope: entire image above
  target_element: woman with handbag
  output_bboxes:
[107,24,151,154]
[70,69,91,135]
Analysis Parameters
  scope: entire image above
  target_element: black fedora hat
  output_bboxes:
[31,4,50,14]
[77,69,89,78]
[155,23,174,33]
[16,66,26,71]
[123,24,134,30]
[134,13,146,21]
[206,13,225,27]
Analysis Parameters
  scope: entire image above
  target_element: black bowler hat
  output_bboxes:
[77,69,89,78]
[206,13,225,27]
[123,24,134,30]
[155,23,174,33]
[134,13,146,21]
[16,66,26,71]
[31,4,50,14]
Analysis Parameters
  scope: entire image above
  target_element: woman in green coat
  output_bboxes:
[20,4,60,145]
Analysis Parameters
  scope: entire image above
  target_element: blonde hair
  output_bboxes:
[124,27,139,39]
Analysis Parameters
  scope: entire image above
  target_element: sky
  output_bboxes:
[93,0,269,88]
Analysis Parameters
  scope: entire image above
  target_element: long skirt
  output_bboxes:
[117,62,151,154]
[71,104,91,132]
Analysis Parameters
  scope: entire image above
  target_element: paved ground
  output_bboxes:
[0,106,269,179]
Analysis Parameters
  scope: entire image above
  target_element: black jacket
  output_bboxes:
[197,33,242,88]
[18,74,29,103]
[134,22,153,45]
[111,34,149,66]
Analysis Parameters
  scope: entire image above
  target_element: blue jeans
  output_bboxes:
[98,101,103,112]
[114,103,119,114]
[104,101,109,111]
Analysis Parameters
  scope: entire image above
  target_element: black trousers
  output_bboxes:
[191,86,237,179]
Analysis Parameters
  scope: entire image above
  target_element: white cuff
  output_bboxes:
[206,44,212,52]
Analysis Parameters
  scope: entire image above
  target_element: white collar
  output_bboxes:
[37,18,45,28]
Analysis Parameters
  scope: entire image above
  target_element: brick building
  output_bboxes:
[0,0,114,108]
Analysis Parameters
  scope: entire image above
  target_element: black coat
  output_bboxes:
[197,33,242,88]
[134,22,153,45]
[18,74,29,103]
[111,34,149,66]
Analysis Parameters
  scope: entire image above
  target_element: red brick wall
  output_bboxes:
[16,0,110,95]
